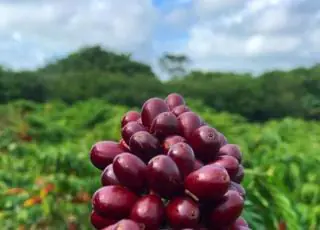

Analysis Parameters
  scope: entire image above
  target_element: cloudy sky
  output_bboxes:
[0,0,319,79]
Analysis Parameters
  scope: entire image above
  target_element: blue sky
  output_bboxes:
[0,0,319,79]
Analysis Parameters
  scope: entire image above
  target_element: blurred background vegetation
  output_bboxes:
[0,46,319,230]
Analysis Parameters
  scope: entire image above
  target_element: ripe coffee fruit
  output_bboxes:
[89,93,250,230]
[193,159,204,171]
[231,216,249,230]
[141,98,169,128]
[129,131,161,162]
[167,142,195,178]
[102,219,142,230]
[229,181,246,199]
[185,165,230,201]
[162,135,187,153]
[177,112,202,141]
[113,153,147,193]
[208,190,244,228]
[190,126,221,162]
[90,141,124,170]
[233,164,245,183]
[212,155,239,179]
[101,164,120,186]
[172,104,191,117]
[166,197,200,229]
[119,138,130,151]
[218,144,242,163]
[121,111,141,128]
[150,112,179,140]
[218,132,229,147]
[147,155,183,198]
[92,185,138,219]
[130,194,165,230]
[165,93,185,110]
[90,211,117,229]
[121,121,146,145]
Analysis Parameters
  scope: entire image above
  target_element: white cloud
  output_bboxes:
[0,0,157,69]
[245,35,300,55]
[309,28,320,50]
[180,0,319,74]
[186,27,301,59]
[246,0,286,13]
[0,0,319,77]
[252,7,290,33]
[186,26,245,59]
[193,0,245,15]
[12,32,22,42]
[164,8,190,27]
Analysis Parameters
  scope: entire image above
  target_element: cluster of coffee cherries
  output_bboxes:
[89,93,250,230]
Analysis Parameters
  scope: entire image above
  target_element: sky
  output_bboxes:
[0,0,319,79]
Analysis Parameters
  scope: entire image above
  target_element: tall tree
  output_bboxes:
[159,53,191,79]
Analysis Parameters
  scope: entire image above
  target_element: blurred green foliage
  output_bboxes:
[0,46,319,121]
[0,99,319,229]
[0,45,319,229]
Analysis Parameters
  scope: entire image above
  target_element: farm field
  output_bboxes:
[0,99,319,230]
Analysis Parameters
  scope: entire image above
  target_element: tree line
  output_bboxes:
[0,45,319,121]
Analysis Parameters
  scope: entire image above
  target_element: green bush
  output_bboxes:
[0,99,319,229]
